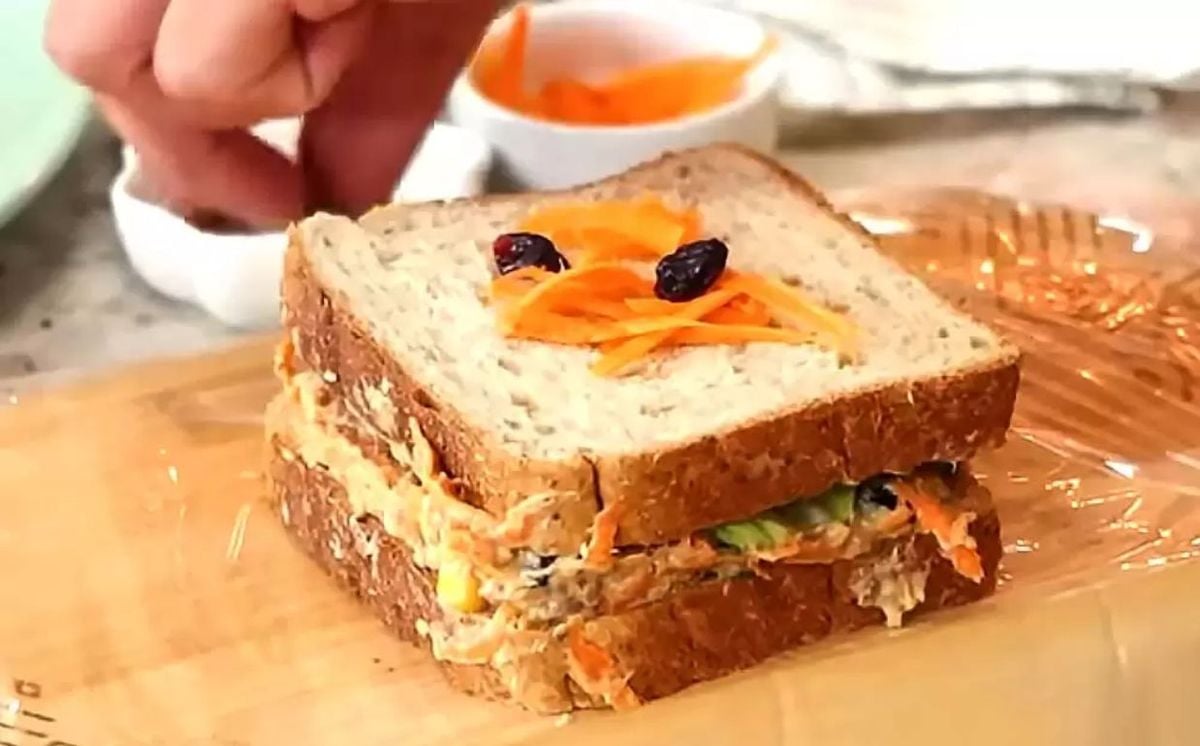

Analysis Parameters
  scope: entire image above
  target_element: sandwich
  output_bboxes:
[266,144,1019,713]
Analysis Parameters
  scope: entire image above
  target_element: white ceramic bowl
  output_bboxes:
[446,0,783,191]
[111,120,492,330]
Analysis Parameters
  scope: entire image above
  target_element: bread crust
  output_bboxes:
[269,437,1002,711]
[282,144,1020,545]
[282,241,600,553]
[268,434,518,704]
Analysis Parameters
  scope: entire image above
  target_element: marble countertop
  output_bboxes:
[0,122,237,392]
[3,108,1200,392]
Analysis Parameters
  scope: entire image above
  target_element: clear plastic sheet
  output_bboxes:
[1,191,1197,745]
[846,189,1200,590]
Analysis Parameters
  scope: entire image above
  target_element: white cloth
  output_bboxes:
[702,0,1200,113]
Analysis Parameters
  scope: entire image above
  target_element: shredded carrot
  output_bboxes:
[950,545,984,582]
[598,37,779,123]
[472,6,776,126]
[537,78,618,124]
[506,314,618,346]
[499,263,649,331]
[892,481,984,583]
[720,271,858,357]
[623,297,687,316]
[585,316,702,343]
[567,627,614,680]
[486,195,856,375]
[520,197,700,263]
[586,309,797,345]
[596,338,627,355]
[559,296,641,321]
[598,56,751,123]
[590,329,677,377]
[573,229,663,264]
[472,5,531,111]
[566,625,640,710]
[705,297,773,326]
[582,504,621,571]
[489,266,553,301]
[632,193,702,244]
[624,294,768,323]
[615,289,738,324]
[490,262,854,374]
[590,290,739,375]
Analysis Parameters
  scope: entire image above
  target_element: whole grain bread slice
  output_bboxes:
[269,437,1001,713]
[282,144,1020,546]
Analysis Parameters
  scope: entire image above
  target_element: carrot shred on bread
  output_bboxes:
[589,290,741,375]
[489,196,857,375]
[720,271,860,358]
[499,263,650,332]
[489,266,553,301]
[519,196,700,263]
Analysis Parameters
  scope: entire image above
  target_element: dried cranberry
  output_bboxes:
[855,474,898,511]
[492,232,569,275]
[916,461,959,480]
[654,238,729,302]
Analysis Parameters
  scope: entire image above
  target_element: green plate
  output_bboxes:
[0,0,91,228]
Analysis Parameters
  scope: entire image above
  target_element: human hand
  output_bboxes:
[46,0,500,228]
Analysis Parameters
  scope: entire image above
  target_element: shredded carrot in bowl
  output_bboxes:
[471,4,777,126]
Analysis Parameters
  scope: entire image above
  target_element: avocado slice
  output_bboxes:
[712,522,770,551]
[712,515,795,551]
[711,483,860,551]
[821,484,856,523]
[757,516,793,545]
[778,498,831,528]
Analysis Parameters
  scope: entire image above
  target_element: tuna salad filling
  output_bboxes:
[270,362,993,711]
[273,367,989,625]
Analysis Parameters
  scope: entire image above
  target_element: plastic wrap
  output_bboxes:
[0,190,1197,745]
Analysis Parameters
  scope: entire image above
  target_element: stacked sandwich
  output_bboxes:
[267,145,1019,713]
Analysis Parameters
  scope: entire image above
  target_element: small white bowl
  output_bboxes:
[446,0,783,191]
[111,120,492,329]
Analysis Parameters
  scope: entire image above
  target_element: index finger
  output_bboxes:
[47,0,307,225]
[299,0,500,216]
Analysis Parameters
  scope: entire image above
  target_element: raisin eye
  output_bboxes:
[492,232,570,275]
[654,238,729,302]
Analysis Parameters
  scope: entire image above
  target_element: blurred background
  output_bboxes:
[2,0,1199,391]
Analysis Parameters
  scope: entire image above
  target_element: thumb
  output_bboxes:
[299,0,500,216]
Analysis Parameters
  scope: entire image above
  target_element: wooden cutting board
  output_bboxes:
[4,191,1200,746]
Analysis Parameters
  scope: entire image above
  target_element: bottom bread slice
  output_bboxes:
[268,439,1002,712]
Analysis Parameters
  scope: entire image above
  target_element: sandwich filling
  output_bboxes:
[271,359,991,709]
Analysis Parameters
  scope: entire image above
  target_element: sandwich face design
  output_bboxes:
[267,145,1020,713]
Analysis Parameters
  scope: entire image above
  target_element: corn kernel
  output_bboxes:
[436,559,485,613]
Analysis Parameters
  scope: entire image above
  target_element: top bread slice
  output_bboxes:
[282,144,1019,546]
